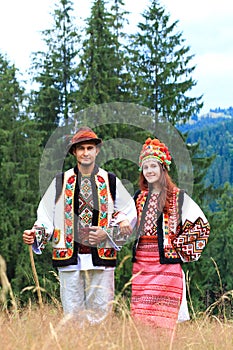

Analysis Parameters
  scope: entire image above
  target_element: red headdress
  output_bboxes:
[139,137,172,171]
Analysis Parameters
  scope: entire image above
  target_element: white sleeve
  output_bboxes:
[182,193,209,225]
[111,177,137,229]
[172,192,210,262]
[32,178,56,254]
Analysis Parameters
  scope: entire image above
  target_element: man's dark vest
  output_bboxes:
[53,166,117,268]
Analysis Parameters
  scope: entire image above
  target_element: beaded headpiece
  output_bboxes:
[139,137,172,171]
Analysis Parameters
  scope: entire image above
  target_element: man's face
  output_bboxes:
[73,141,100,168]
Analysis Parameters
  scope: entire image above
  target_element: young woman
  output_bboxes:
[131,137,210,331]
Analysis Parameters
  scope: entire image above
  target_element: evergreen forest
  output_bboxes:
[0,0,232,320]
[179,114,233,189]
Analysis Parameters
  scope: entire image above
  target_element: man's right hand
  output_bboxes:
[23,230,36,245]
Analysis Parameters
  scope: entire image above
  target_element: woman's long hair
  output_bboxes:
[139,162,177,212]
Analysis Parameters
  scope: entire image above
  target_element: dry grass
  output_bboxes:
[0,303,232,350]
[1,255,232,349]
[0,255,17,312]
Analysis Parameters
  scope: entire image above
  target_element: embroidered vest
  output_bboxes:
[132,188,184,264]
[52,166,117,268]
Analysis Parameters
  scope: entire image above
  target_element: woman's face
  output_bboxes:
[142,159,161,185]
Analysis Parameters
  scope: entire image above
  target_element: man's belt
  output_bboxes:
[78,243,92,254]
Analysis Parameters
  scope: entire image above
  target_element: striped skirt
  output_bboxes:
[131,236,183,330]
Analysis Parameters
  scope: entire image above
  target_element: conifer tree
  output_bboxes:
[0,54,43,293]
[110,0,133,101]
[125,0,216,308]
[29,0,80,143]
[129,0,203,126]
[208,183,233,293]
[185,182,233,317]
[74,0,136,180]
[76,0,131,109]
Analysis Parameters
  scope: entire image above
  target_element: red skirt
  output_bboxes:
[131,236,183,330]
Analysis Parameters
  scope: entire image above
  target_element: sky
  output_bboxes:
[0,0,233,115]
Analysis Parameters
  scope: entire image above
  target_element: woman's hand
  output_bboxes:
[118,219,133,235]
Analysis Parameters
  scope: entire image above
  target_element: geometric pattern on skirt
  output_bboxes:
[131,236,183,330]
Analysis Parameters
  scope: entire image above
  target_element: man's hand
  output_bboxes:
[88,227,107,246]
[23,230,36,245]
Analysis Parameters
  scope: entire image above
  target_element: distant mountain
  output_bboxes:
[178,107,233,134]
[177,107,233,188]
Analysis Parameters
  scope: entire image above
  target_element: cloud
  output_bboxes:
[196,53,233,76]
[162,0,233,23]
[0,0,232,113]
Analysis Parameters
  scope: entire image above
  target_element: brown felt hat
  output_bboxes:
[68,127,102,154]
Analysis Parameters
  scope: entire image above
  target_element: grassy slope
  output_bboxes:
[0,304,232,350]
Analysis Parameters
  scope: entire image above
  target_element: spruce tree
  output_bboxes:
[0,54,25,273]
[128,0,203,126]
[74,0,136,177]
[76,0,131,109]
[126,0,216,313]
[0,54,44,298]
[186,183,233,317]
[29,0,80,143]
[208,183,233,293]
[110,0,133,101]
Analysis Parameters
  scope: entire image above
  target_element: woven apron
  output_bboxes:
[131,235,183,330]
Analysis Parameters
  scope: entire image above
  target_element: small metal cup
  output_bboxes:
[112,225,127,246]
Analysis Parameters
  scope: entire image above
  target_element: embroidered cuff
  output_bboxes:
[102,227,121,251]
[111,212,127,225]
[32,225,51,253]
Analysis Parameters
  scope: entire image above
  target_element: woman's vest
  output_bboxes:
[132,188,184,264]
[132,187,210,264]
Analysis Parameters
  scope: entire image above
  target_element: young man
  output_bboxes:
[23,127,136,324]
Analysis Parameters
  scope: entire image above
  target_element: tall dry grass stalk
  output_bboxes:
[1,255,232,349]
[20,270,61,312]
[0,303,232,350]
[0,255,17,313]
[186,258,233,323]
[28,245,43,309]
[205,257,233,321]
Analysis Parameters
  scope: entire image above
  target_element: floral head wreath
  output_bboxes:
[139,137,172,171]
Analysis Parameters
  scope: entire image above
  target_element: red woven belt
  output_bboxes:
[78,244,92,254]
[139,235,158,243]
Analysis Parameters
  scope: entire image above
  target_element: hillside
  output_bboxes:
[178,108,233,188]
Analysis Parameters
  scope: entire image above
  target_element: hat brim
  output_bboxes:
[68,137,102,154]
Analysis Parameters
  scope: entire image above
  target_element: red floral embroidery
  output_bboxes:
[65,219,72,226]
[67,248,73,257]
[65,204,72,212]
[100,188,107,196]
[98,248,105,256]
[97,175,105,183]
[104,249,111,257]
[100,218,108,227]
[136,191,148,227]
[66,234,72,243]
[65,189,73,197]
[100,204,107,212]
[53,229,59,239]
[68,176,75,184]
